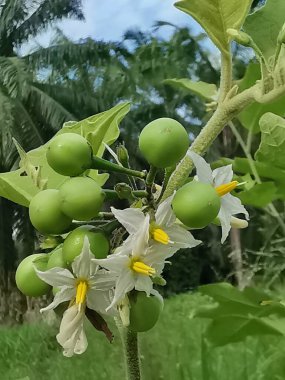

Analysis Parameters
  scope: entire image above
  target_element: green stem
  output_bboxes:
[145,166,157,202]
[118,322,141,380]
[218,51,232,104]
[157,166,175,203]
[104,189,148,200]
[92,156,145,179]
[229,121,285,235]
[160,84,257,202]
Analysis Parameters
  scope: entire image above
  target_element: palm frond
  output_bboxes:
[28,83,76,131]
[10,0,84,45]
[0,56,30,98]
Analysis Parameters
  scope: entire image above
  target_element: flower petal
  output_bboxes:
[87,289,116,315]
[134,275,153,296]
[166,225,202,250]
[111,207,145,234]
[72,237,95,278]
[221,193,249,219]
[219,194,249,243]
[188,151,213,184]
[107,268,134,310]
[40,286,75,313]
[93,254,129,273]
[132,213,150,255]
[155,194,176,227]
[212,165,233,186]
[56,305,87,357]
[35,267,74,287]
[143,245,175,274]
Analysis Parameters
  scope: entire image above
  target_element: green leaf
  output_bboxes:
[163,78,218,101]
[255,112,285,171]
[244,0,285,61]
[236,182,278,207]
[174,0,252,54]
[0,102,131,207]
[213,157,285,183]
[196,283,285,346]
[238,63,285,133]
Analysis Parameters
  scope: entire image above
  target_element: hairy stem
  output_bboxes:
[219,52,232,103]
[118,323,141,380]
[160,86,255,201]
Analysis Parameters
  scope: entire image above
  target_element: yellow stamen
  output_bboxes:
[75,280,88,310]
[131,261,156,276]
[215,181,238,197]
[152,228,170,245]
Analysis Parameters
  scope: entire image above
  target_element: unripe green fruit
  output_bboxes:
[46,133,92,176]
[139,118,189,168]
[15,254,51,297]
[129,292,163,333]
[172,181,221,228]
[62,226,109,264]
[29,189,72,235]
[59,177,105,221]
[47,247,68,269]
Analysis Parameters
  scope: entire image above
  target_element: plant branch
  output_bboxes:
[160,85,256,201]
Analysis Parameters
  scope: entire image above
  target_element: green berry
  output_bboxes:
[172,181,221,228]
[62,226,109,264]
[139,118,189,168]
[46,133,92,176]
[59,177,105,221]
[47,247,67,269]
[29,189,72,235]
[15,254,51,297]
[129,291,163,332]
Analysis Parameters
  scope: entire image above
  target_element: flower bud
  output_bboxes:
[227,28,251,46]
[116,144,130,167]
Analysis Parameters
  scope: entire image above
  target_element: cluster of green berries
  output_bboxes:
[15,117,222,333]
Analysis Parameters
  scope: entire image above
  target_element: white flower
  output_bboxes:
[188,151,249,243]
[93,214,173,310]
[35,238,116,357]
[111,194,201,251]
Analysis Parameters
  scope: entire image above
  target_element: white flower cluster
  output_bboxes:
[36,194,200,356]
[36,153,249,357]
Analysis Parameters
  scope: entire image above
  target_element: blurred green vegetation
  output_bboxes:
[2,292,285,380]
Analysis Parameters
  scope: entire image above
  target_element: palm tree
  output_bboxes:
[0,0,84,285]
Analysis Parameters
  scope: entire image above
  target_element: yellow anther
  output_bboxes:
[132,261,156,276]
[215,181,238,197]
[152,228,170,245]
[75,280,88,309]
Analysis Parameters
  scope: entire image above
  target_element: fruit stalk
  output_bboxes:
[145,165,157,202]
[91,156,145,179]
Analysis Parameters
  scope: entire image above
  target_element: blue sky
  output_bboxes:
[23,0,204,53]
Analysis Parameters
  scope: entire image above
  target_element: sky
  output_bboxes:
[22,0,204,53]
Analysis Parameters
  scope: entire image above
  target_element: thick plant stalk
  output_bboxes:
[117,320,141,380]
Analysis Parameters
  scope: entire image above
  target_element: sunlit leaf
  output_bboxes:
[163,78,218,101]
[175,0,252,54]
[0,103,131,207]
